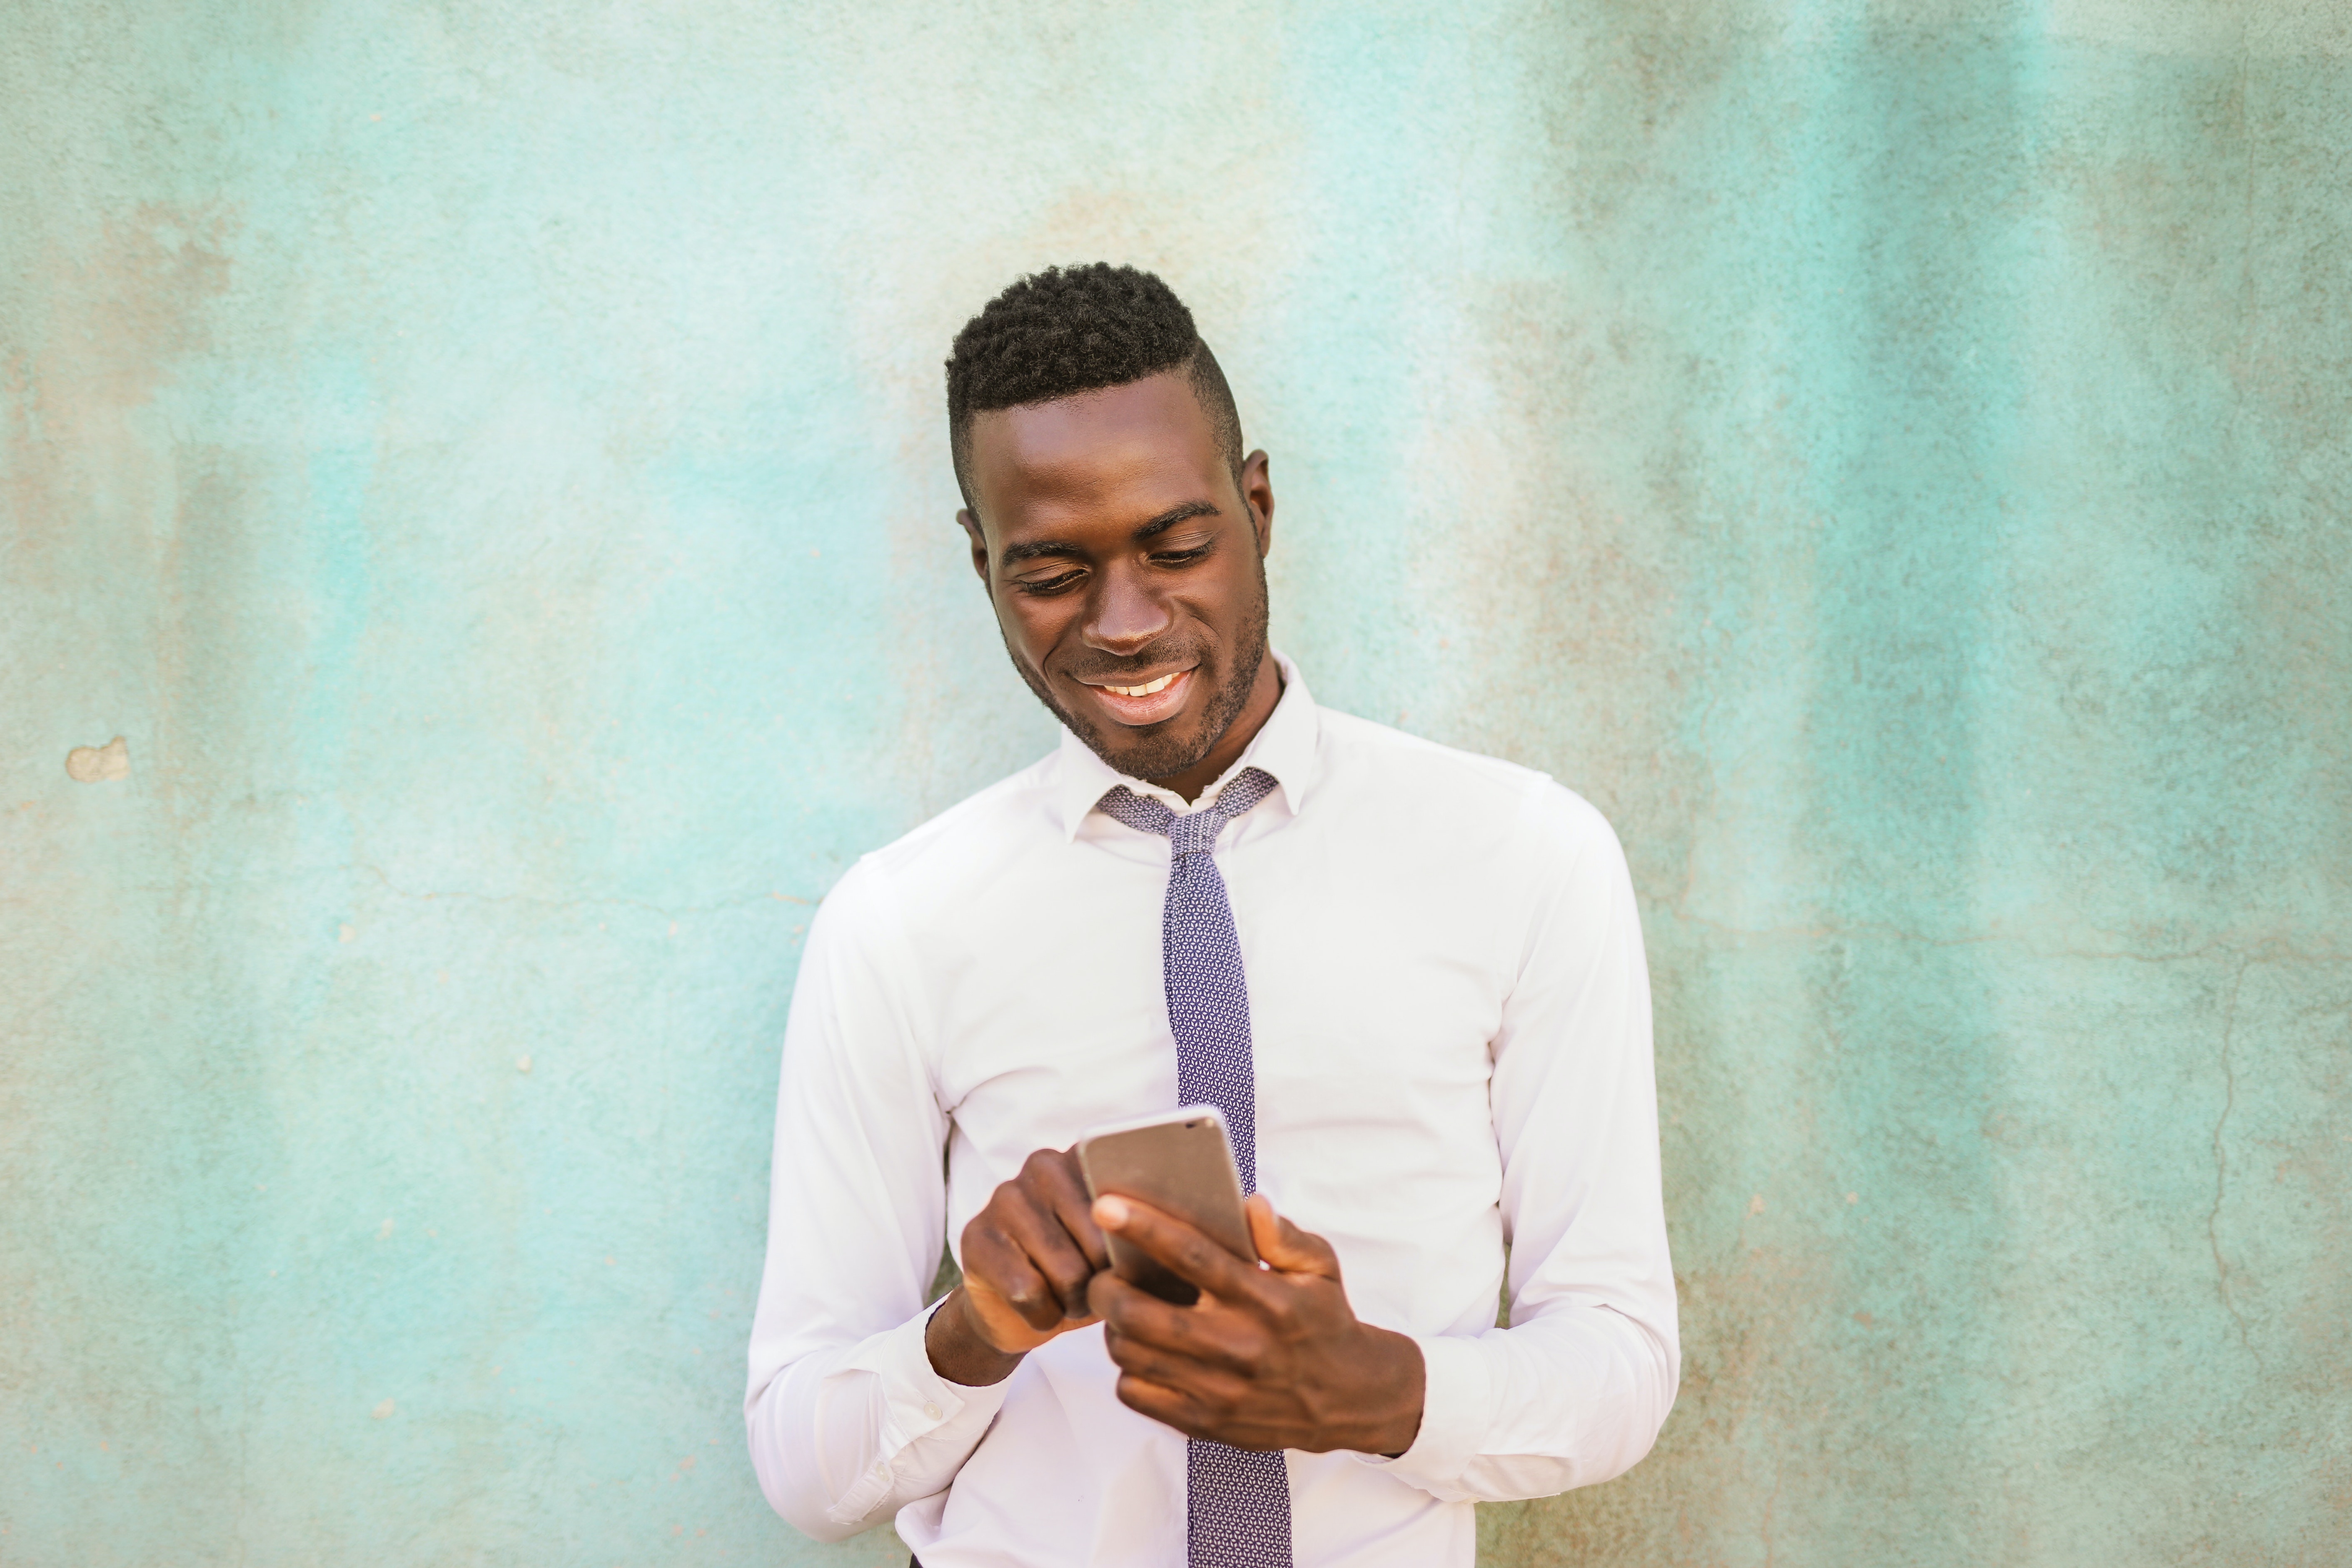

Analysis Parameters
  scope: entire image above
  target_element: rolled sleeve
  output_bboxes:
[816,1302,1013,1530]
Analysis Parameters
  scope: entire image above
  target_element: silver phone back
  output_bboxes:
[1077,1109,1255,1304]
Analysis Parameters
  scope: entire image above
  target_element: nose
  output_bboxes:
[1082,558,1173,654]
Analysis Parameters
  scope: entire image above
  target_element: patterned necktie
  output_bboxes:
[1097,765,1292,1568]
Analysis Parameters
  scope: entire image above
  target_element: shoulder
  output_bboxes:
[1312,706,1619,868]
[816,749,1065,935]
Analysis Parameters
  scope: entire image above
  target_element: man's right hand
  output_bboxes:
[925,1146,1109,1386]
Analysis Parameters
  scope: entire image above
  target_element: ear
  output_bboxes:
[956,509,992,589]
[1239,451,1274,558]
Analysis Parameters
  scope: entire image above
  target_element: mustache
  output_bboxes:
[1058,644,1208,684]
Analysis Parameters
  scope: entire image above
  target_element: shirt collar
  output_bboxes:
[1049,649,1321,841]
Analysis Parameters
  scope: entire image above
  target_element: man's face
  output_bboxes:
[958,369,1275,786]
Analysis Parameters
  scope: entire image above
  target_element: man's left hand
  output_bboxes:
[1086,1192,1426,1456]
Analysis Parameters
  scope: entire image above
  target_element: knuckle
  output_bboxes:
[961,1234,1006,1281]
[1265,1287,1312,1331]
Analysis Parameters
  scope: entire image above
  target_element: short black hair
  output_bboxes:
[945,263,1244,510]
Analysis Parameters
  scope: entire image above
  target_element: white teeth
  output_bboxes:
[1104,673,1179,697]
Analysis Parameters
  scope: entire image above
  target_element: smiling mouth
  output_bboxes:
[1100,673,1180,697]
[1078,666,1197,725]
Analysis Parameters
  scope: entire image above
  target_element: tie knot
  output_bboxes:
[1097,766,1280,855]
[1168,810,1225,858]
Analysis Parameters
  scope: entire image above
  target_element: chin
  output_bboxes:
[1096,725,1218,783]
[1059,699,1218,782]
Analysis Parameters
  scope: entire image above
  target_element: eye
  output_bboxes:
[1015,569,1086,596]
[1151,546,1211,566]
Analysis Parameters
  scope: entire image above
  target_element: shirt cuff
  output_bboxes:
[822,1298,1014,1527]
[1346,1331,1492,1500]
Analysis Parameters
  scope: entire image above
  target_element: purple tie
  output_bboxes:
[1097,766,1292,1568]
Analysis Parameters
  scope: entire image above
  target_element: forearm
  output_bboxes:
[748,1303,1011,1539]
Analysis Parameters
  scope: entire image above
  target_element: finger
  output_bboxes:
[1112,1372,1286,1452]
[960,1224,1064,1332]
[1245,1194,1342,1281]
[1088,1270,1264,1375]
[1110,1373,1218,1441]
[1102,1329,1257,1411]
[1040,1148,1112,1271]
[1092,1195,1260,1301]
[995,1191,1105,1321]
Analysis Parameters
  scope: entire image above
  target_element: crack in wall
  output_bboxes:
[2207,954,2259,1366]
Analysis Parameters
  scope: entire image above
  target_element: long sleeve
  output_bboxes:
[1359,782,1680,1502]
[743,860,1008,1540]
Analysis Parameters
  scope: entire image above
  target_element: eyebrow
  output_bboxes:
[997,501,1221,569]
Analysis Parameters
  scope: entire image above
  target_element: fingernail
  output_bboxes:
[1094,1195,1130,1228]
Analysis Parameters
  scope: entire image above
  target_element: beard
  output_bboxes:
[1005,556,1271,785]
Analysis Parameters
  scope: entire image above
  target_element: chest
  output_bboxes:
[925,826,1518,1193]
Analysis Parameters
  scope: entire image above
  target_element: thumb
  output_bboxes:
[1246,1193,1341,1280]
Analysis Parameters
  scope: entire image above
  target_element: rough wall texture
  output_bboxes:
[2,2,2346,1563]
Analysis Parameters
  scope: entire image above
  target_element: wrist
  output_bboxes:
[925,1288,1026,1388]
[1350,1326,1427,1457]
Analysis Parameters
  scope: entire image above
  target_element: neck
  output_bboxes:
[1148,654,1284,803]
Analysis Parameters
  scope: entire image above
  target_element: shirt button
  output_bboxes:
[923,1401,941,1420]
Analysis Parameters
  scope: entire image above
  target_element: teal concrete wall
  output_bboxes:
[3,2,2345,1563]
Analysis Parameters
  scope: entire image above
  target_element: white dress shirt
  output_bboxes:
[746,655,1677,1567]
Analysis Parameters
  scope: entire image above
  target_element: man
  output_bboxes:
[746,264,1677,1567]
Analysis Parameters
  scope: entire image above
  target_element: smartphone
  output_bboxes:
[1076,1105,1257,1306]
